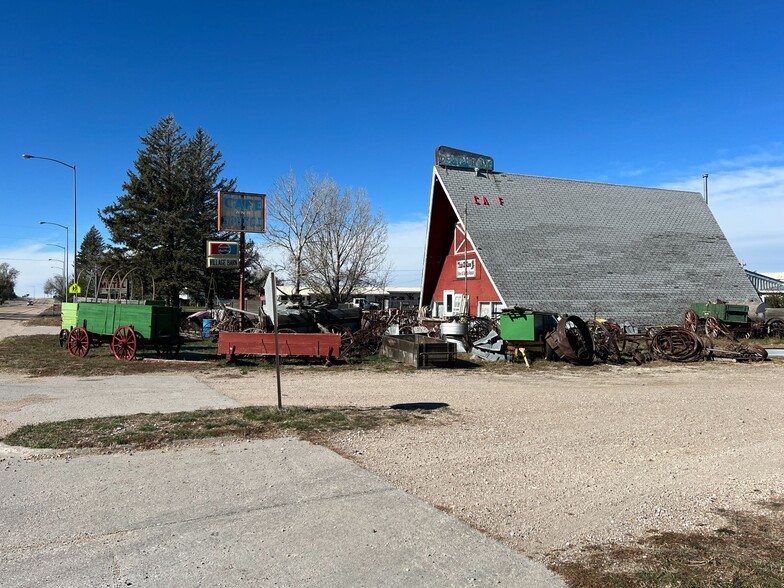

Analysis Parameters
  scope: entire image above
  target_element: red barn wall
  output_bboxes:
[431,224,501,316]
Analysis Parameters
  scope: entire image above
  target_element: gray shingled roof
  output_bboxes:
[434,166,760,326]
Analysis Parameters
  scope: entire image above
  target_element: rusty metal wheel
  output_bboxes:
[111,325,138,361]
[733,343,768,362]
[767,319,784,339]
[67,327,90,358]
[328,325,356,361]
[683,310,699,332]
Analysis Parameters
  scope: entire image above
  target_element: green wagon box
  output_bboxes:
[61,301,182,360]
[689,303,748,325]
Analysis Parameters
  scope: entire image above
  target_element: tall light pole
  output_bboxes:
[40,221,69,300]
[23,154,77,298]
[48,251,66,300]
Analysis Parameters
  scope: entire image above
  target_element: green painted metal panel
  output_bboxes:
[499,308,557,342]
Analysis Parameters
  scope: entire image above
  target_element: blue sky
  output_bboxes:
[2,1,783,296]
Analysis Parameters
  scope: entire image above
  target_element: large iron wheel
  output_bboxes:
[683,310,699,332]
[768,319,784,339]
[67,327,90,358]
[111,325,138,361]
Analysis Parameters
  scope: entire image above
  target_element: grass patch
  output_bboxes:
[1,405,440,450]
[0,334,221,377]
[551,504,784,587]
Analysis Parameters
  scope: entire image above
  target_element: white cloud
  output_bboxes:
[659,155,784,273]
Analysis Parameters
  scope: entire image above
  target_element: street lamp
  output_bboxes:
[46,243,66,301]
[48,256,66,300]
[40,221,69,300]
[23,154,77,298]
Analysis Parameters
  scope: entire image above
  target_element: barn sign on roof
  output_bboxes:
[435,146,494,172]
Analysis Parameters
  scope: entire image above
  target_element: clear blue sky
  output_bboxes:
[2,1,783,296]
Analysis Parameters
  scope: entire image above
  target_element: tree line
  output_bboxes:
[43,114,388,307]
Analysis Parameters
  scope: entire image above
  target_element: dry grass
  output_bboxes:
[551,502,784,587]
[1,405,442,450]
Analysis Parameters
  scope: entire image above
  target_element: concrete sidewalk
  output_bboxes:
[1,438,564,587]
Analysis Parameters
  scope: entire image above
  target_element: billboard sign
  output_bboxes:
[218,191,266,233]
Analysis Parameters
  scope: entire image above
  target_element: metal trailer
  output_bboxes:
[217,331,342,365]
[61,301,182,360]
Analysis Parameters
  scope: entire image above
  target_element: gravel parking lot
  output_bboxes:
[200,360,784,562]
[3,303,782,565]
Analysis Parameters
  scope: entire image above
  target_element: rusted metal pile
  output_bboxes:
[544,316,770,366]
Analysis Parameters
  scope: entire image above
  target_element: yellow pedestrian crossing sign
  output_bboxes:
[68,283,81,294]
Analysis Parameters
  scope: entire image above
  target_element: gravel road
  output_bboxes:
[199,360,784,562]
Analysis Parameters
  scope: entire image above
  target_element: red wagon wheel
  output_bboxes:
[683,310,699,332]
[67,327,90,358]
[111,325,138,361]
[704,316,722,338]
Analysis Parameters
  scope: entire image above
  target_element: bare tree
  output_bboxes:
[265,170,329,295]
[303,185,388,304]
[43,274,66,301]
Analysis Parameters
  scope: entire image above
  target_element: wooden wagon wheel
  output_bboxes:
[683,310,699,332]
[155,336,182,359]
[59,329,70,348]
[111,325,138,361]
[704,316,722,338]
[66,327,90,358]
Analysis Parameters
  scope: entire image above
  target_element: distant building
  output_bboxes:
[420,147,760,325]
[746,270,784,300]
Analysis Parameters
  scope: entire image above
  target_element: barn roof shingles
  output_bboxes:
[434,166,759,325]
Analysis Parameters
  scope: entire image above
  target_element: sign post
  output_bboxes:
[217,191,266,316]
[264,272,282,409]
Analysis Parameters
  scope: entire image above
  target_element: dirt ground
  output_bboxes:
[198,360,784,563]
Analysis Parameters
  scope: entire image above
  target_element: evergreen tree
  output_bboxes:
[99,115,236,305]
[76,226,107,294]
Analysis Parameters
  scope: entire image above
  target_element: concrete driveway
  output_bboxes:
[0,373,564,587]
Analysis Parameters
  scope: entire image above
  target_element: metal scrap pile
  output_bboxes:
[544,317,769,366]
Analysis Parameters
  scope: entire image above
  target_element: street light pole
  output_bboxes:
[40,221,69,301]
[23,154,77,299]
[47,250,66,300]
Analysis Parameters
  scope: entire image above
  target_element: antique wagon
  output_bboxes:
[61,301,182,360]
